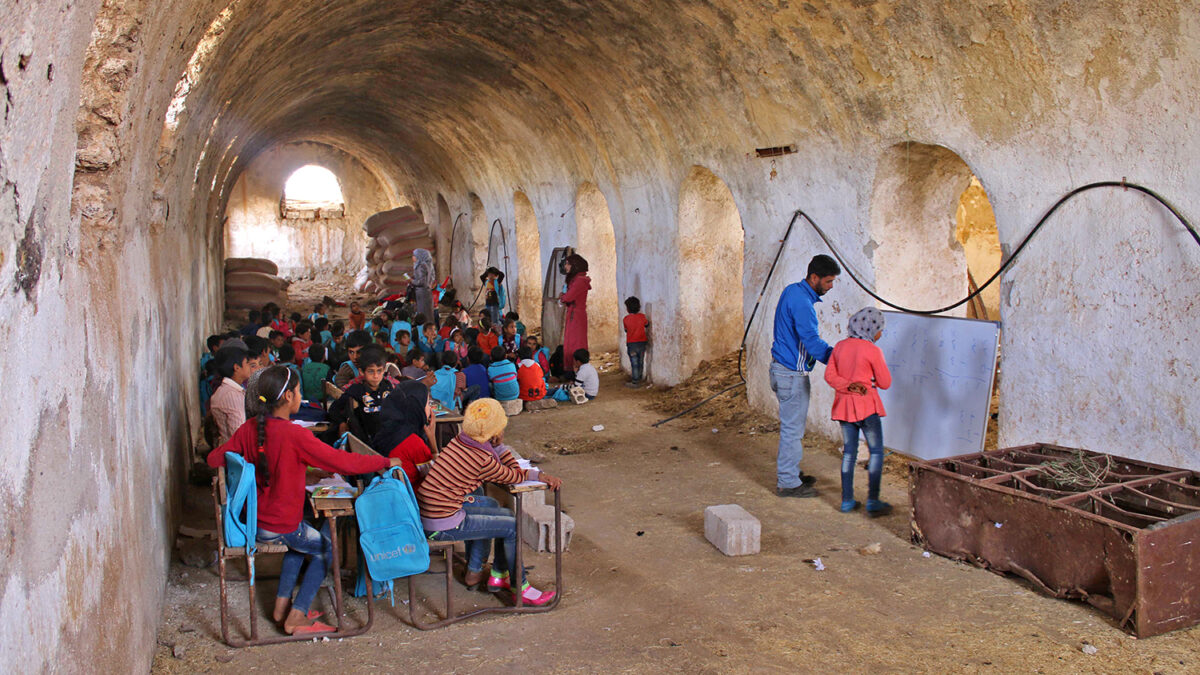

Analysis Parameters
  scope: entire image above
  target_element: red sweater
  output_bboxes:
[387,433,433,486]
[207,417,389,533]
[824,337,892,423]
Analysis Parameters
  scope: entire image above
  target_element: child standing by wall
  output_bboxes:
[480,267,507,326]
[622,296,650,387]
[824,307,893,517]
[208,366,401,634]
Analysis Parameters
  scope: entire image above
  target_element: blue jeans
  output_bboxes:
[486,305,502,326]
[627,342,647,382]
[840,414,884,503]
[769,361,811,489]
[427,499,523,584]
[257,520,332,614]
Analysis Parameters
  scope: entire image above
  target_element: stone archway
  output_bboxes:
[868,142,976,316]
[514,190,543,330]
[677,166,745,376]
[575,183,621,352]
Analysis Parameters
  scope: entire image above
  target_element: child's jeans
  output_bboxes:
[257,520,332,615]
[485,305,502,326]
[427,500,524,585]
[839,414,884,503]
[627,341,647,382]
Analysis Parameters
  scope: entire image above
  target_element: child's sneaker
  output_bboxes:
[840,500,860,513]
[866,500,893,518]
[486,570,511,593]
[518,582,556,606]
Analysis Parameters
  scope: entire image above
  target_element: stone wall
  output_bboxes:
[3,1,1200,669]
[224,141,395,277]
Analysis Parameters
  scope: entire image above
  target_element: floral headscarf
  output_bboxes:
[848,307,885,342]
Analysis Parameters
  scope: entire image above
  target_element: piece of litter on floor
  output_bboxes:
[995,522,1003,528]
[711,428,719,433]
[707,461,721,466]
[859,542,883,556]
[636,530,645,536]
[922,551,931,558]
[592,425,605,432]
[802,557,826,571]
[1081,644,1098,655]
[322,636,330,642]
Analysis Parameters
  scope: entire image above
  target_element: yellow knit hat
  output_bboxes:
[462,398,509,442]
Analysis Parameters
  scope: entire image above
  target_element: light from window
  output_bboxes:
[281,165,345,219]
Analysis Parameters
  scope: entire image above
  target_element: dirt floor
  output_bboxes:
[156,348,1200,673]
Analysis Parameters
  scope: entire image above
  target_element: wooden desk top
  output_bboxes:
[435,414,464,424]
[507,481,549,494]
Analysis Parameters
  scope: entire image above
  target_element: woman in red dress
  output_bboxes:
[559,253,591,374]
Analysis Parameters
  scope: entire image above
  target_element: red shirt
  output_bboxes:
[477,332,499,354]
[623,313,649,343]
[517,361,546,401]
[207,417,389,533]
[824,337,892,423]
[349,310,366,331]
[271,318,294,338]
[387,434,433,485]
[291,337,312,363]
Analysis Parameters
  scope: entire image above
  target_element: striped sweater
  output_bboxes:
[417,433,540,531]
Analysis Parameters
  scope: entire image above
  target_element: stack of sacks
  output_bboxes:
[224,257,287,311]
[362,206,433,296]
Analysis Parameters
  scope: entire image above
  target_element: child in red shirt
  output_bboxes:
[207,365,401,635]
[622,296,650,387]
[824,307,892,517]
[290,321,314,365]
[516,346,547,401]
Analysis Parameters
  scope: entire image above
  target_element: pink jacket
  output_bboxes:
[824,337,892,423]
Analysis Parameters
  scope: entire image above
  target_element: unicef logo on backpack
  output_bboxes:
[356,469,430,582]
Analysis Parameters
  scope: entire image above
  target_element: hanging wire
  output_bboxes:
[652,180,1199,427]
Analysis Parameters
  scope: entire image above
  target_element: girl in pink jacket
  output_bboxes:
[825,307,892,517]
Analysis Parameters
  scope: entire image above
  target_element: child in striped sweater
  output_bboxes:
[416,398,562,605]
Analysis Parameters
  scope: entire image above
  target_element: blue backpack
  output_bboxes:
[354,468,429,600]
[430,366,460,410]
[222,452,257,554]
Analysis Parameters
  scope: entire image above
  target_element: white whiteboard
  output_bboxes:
[875,311,999,460]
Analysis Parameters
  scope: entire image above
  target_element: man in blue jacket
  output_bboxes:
[770,254,840,497]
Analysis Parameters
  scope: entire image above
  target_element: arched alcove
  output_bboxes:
[677,166,745,375]
[467,194,489,296]
[869,142,1003,448]
[436,194,452,280]
[955,176,1002,320]
[575,183,621,352]
[869,143,976,316]
[513,190,543,330]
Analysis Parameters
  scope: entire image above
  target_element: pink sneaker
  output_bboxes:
[519,583,556,606]
[486,572,511,593]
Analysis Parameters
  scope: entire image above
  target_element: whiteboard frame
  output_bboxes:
[877,310,1001,460]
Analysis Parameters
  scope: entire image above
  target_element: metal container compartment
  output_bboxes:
[910,444,1200,637]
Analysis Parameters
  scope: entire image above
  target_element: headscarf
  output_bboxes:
[371,380,430,453]
[411,248,434,288]
[848,307,885,342]
[564,253,589,284]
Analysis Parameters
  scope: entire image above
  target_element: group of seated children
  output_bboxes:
[207,366,562,634]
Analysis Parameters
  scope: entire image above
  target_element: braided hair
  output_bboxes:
[247,365,297,486]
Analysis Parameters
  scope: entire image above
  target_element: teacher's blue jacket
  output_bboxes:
[770,281,833,372]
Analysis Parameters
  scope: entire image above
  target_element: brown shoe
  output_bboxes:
[464,569,486,590]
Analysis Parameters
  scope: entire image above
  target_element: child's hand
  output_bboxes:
[539,473,563,490]
[847,382,870,395]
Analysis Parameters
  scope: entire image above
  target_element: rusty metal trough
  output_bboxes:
[910,443,1200,637]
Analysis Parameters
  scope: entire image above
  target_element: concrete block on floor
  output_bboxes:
[500,398,524,416]
[704,504,760,556]
[521,504,574,553]
[524,398,558,411]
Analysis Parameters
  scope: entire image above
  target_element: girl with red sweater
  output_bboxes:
[207,365,402,635]
[824,308,893,518]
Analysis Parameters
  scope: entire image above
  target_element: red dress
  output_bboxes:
[560,274,591,371]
